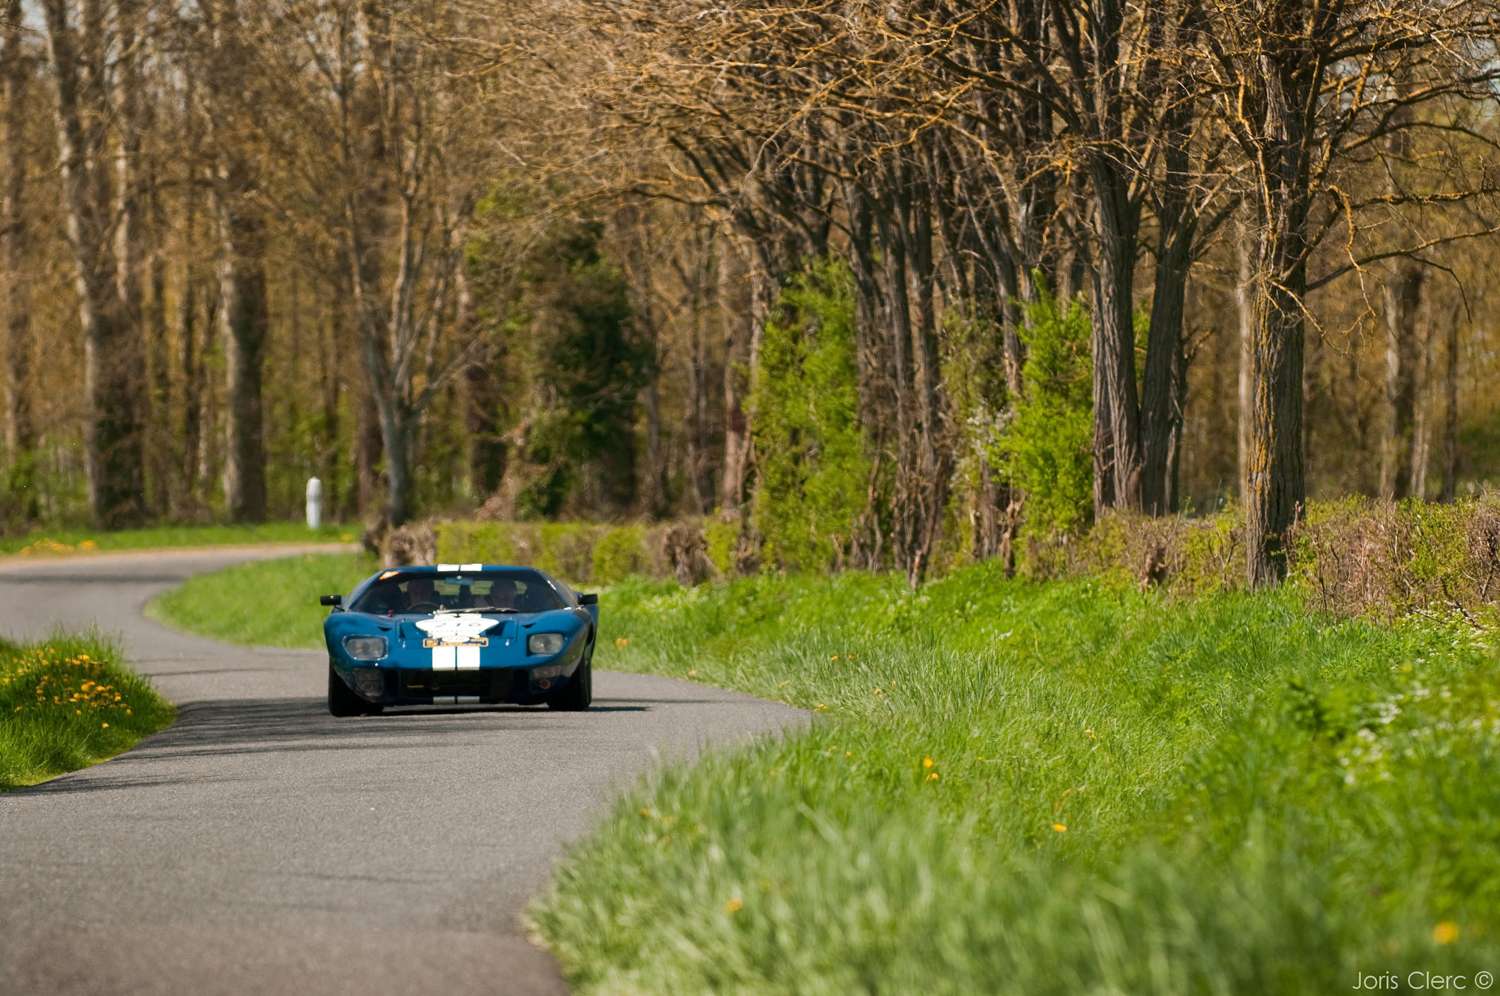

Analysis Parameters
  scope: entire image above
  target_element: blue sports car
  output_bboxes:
[320,564,598,716]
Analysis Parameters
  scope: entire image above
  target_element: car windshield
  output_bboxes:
[349,570,567,615]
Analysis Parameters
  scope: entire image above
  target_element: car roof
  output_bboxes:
[385,564,528,572]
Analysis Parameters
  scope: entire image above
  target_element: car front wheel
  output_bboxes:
[328,665,381,717]
[547,645,593,711]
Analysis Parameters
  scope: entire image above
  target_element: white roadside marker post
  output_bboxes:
[306,477,323,530]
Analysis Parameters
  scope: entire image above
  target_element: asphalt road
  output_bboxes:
[0,547,802,996]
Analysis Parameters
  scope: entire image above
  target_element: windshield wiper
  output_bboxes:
[433,606,519,614]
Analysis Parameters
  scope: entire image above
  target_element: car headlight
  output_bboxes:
[527,632,565,656]
[343,635,387,660]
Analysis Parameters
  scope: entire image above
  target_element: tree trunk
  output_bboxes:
[353,377,382,520]
[876,184,918,577]
[902,174,948,583]
[1089,159,1143,515]
[1245,210,1309,585]
[45,0,146,529]
[1140,83,1200,518]
[684,293,711,515]
[2,0,33,478]
[453,264,501,502]
[146,183,171,517]
[1442,308,1459,502]
[1141,218,1192,516]
[640,376,666,518]
[202,1,268,524]
[1235,217,1254,497]
[318,309,342,515]
[1379,261,1423,499]
[214,187,269,524]
[719,239,751,511]
[1408,315,1429,500]
[373,390,415,529]
[178,251,201,511]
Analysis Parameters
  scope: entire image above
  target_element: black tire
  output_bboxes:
[548,644,593,711]
[328,665,380,717]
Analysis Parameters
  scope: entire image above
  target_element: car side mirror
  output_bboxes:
[576,592,599,606]
[320,594,343,607]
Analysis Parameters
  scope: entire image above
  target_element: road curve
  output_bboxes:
[0,548,802,996]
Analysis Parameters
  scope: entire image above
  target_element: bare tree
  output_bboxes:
[1202,0,1500,583]
[1,0,33,492]
[44,0,146,528]
[191,0,270,522]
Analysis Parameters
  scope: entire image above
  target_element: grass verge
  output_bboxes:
[0,521,357,557]
[142,553,1500,988]
[148,552,377,648]
[0,632,175,789]
[531,564,1500,994]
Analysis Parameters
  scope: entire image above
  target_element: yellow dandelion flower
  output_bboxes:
[830,655,839,661]
[688,669,698,676]
[1433,922,1459,945]
[845,751,851,757]
[815,703,826,711]
[640,807,652,818]
[922,758,934,768]
[926,773,939,781]
[778,680,790,687]
[725,898,743,913]
[615,637,629,648]
[1052,823,1067,833]
[102,723,108,728]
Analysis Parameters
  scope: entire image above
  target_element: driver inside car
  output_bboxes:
[483,580,517,610]
[404,577,440,611]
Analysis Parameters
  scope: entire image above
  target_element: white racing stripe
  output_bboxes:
[456,646,480,670]
[431,646,456,670]
[437,563,459,571]
[430,695,479,705]
[461,563,483,571]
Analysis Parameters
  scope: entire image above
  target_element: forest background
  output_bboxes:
[2,0,1500,587]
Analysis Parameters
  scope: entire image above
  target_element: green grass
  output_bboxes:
[0,632,175,789]
[530,564,1500,994]
[148,552,378,648]
[0,521,357,557]
[145,553,1500,988]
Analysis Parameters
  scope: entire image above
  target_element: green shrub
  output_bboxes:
[752,258,873,572]
[436,521,522,565]
[435,519,655,585]
[704,514,743,577]
[592,524,649,583]
[534,522,610,581]
[997,286,1094,542]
